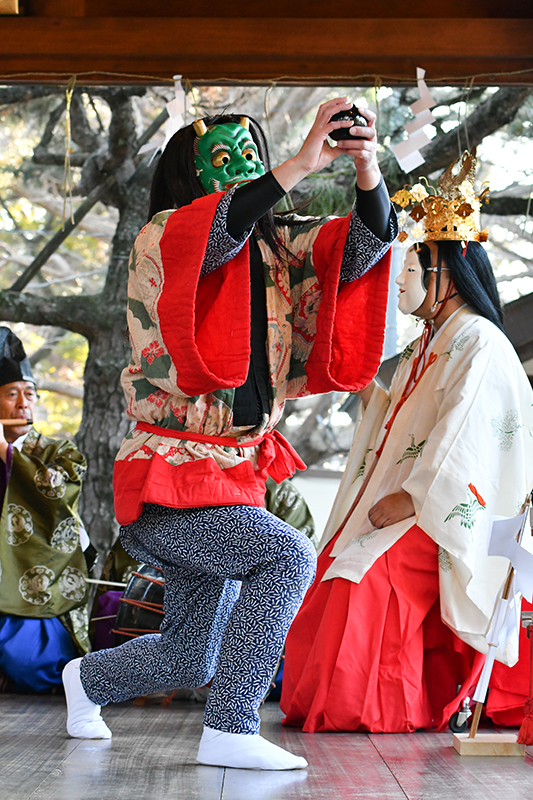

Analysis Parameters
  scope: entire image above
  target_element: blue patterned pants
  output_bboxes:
[80,503,316,734]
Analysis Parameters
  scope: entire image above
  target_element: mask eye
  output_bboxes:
[242,147,258,162]
[212,151,231,168]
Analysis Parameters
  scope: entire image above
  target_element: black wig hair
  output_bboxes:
[147,114,285,258]
[413,240,504,331]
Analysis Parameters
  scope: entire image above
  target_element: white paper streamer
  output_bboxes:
[138,75,187,158]
[391,67,436,173]
[488,509,533,602]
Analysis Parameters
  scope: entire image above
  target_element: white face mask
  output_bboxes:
[396,249,428,315]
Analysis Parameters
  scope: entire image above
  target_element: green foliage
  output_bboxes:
[36,390,83,438]
[296,167,356,217]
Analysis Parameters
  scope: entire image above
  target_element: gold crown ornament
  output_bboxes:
[391,151,490,244]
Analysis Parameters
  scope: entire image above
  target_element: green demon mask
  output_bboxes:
[193,120,265,194]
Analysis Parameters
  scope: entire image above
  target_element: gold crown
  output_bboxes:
[391,151,490,244]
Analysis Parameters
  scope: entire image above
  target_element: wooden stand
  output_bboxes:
[453,732,525,757]
[454,546,529,759]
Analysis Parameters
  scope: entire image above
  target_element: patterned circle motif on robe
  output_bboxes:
[34,465,69,499]
[19,565,55,605]
[6,504,34,546]
[69,605,89,634]
[72,462,87,480]
[58,566,86,602]
[50,517,79,553]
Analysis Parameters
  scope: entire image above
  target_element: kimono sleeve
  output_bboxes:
[305,214,391,394]
[402,329,533,643]
[16,437,86,499]
[126,195,252,399]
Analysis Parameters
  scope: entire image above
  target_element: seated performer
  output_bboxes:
[281,152,533,733]
[0,327,90,692]
[62,97,396,769]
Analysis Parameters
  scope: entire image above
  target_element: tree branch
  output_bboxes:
[29,327,66,367]
[0,290,118,338]
[78,88,146,200]
[9,108,168,293]
[70,92,101,152]
[0,86,64,106]
[32,151,90,167]
[420,87,533,175]
[484,196,533,217]
[384,86,533,193]
[37,379,84,399]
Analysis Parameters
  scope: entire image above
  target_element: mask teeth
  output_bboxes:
[212,178,221,192]
[193,139,200,155]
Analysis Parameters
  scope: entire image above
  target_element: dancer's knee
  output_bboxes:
[277,529,317,592]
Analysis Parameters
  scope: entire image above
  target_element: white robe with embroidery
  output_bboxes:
[320,307,533,661]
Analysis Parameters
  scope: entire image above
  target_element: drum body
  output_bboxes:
[113,564,165,646]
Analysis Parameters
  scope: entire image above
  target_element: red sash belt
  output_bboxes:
[134,422,306,484]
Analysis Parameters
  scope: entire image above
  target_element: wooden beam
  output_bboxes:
[2,18,532,84]
[23,0,533,17]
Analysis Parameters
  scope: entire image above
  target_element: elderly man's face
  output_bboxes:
[0,381,37,442]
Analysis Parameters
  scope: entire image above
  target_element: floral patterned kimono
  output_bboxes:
[282,307,533,732]
[113,191,393,524]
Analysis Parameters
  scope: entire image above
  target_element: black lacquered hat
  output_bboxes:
[0,327,35,388]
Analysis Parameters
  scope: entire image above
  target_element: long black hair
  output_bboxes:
[413,240,504,331]
[148,113,285,258]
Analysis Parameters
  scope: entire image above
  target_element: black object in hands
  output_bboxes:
[328,105,368,141]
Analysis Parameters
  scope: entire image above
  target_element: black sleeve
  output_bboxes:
[355,177,392,242]
[226,172,287,240]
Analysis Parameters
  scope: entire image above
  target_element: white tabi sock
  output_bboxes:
[196,725,308,770]
[62,658,112,739]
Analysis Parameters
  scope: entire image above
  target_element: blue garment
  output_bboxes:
[80,503,316,734]
[0,614,77,692]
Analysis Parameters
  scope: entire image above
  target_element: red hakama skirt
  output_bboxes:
[281,525,528,733]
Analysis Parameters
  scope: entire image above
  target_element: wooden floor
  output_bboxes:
[2,694,533,800]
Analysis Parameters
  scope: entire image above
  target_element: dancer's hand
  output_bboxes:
[335,107,380,191]
[368,490,415,529]
[273,97,381,192]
